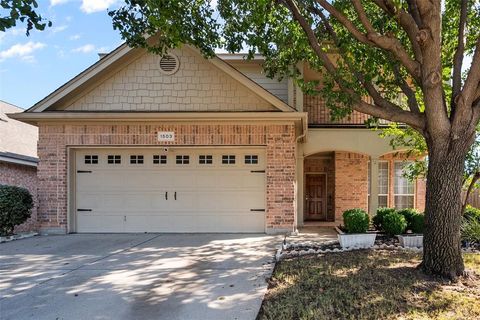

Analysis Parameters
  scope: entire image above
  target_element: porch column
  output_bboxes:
[296,145,305,228]
[369,157,380,215]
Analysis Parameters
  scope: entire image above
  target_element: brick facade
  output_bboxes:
[0,161,38,232]
[334,152,369,221]
[37,123,296,233]
[303,151,426,223]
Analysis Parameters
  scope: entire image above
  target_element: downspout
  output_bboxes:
[293,114,308,235]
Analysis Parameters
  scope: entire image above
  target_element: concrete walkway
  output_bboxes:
[0,233,280,320]
[287,226,338,244]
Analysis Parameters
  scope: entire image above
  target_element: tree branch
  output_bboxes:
[406,0,423,27]
[315,0,421,83]
[451,0,468,118]
[371,0,423,63]
[281,0,425,130]
[393,63,421,113]
[462,37,480,107]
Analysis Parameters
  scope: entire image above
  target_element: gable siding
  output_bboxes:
[228,63,288,103]
[65,47,277,112]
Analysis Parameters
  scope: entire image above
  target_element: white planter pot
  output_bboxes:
[397,235,423,248]
[337,233,377,249]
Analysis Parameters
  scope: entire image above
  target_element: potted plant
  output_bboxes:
[337,209,376,249]
[396,211,424,248]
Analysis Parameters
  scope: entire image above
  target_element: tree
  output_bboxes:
[109,0,480,278]
[0,0,51,35]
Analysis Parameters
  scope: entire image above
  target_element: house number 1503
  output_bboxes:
[158,132,175,142]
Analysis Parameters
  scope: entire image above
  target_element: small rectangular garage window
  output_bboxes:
[199,155,213,164]
[244,155,258,164]
[153,155,167,164]
[222,155,236,164]
[176,155,190,164]
[130,155,144,164]
[107,155,121,164]
[84,155,98,164]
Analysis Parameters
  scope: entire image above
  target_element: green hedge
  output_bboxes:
[343,209,369,234]
[0,185,34,236]
[410,213,425,234]
[397,208,419,230]
[372,207,396,231]
[382,212,407,236]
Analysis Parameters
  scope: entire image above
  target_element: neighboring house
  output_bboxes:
[11,45,425,235]
[0,100,39,232]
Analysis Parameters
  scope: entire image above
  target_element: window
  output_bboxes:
[153,155,167,164]
[368,161,389,208]
[199,155,213,164]
[244,155,258,164]
[107,155,121,164]
[176,155,190,164]
[222,155,236,164]
[394,161,415,209]
[378,162,389,207]
[84,155,98,164]
[130,155,144,164]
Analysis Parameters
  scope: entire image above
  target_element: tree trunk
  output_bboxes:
[422,139,470,278]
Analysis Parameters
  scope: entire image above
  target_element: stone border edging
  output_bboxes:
[0,232,38,243]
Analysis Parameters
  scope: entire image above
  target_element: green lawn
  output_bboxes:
[258,251,480,320]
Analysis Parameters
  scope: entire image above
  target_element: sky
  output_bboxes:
[0,0,125,109]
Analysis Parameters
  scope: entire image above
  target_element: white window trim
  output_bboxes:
[393,160,416,209]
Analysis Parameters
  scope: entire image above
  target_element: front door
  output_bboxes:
[305,174,327,221]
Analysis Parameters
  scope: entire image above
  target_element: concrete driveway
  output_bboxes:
[0,233,280,320]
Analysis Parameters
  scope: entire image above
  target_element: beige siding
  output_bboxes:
[65,47,277,112]
[229,62,288,103]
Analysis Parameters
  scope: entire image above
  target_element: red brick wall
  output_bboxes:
[37,123,296,233]
[0,161,38,232]
[334,152,369,221]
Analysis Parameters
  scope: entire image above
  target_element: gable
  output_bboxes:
[60,47,278,112]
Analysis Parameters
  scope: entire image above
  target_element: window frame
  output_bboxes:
[393,161,415,209]
[107,155,121,164]
[130,155,144,164]
[222,155,236,165]
[176,155,190,165]
[153,155,167,164]
[84,155,99,164]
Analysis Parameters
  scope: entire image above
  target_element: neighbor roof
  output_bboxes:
[0,101,38,166]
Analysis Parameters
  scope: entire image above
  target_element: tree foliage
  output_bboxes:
[0,0,51,35]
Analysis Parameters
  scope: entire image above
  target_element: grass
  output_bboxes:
[258,251,480,320]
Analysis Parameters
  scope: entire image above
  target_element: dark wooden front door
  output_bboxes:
[305,174,327,221]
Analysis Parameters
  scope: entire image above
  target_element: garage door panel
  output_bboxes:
[75,148,266,233]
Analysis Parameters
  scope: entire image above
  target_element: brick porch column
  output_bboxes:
[369,157,380,215]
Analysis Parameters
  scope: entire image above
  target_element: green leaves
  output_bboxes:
[0,0,51,35]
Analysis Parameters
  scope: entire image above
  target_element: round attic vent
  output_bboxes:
[158,54,179,75]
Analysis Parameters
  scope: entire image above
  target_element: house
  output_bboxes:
[0,100,39,232]
[11,45,425,234]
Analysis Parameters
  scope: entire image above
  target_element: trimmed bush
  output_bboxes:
[0,185,34,236]
[410,213,425,234]
[382,212,407,237]
[372,207,396,231]
[461,217,480,243]
[397,208,419,231]
[464,205,480,222]
[343,209,369,234]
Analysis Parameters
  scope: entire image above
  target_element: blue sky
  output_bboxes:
[0,0,124,109]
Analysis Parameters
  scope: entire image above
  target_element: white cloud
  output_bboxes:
[0,42,46,62]
[50,0,70,6]
[80,0,119,14]
[72,44,96,53]
[69,34,82,41]
[51,25,68,33]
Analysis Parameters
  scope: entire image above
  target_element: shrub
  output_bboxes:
[464,205,480,222]
[343,209,369,234]
[372,207,396,231]
[410,213,425,234]
[461,217,480,243]
[382,212,407,237]
[0,185,33,236]
[397,208,419,231]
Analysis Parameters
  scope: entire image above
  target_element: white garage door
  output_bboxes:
[74,148,266,233]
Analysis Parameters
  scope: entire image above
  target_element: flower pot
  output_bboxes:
[337,232,377,249]
[397,234,423,248]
